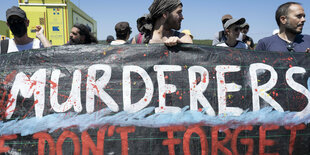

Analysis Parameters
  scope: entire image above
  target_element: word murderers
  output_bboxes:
[4,63,310,119]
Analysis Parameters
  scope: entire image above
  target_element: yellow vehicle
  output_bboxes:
[18,0,97,45]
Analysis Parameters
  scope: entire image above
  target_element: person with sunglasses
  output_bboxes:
[256,2,310,53]
[0,6,51,54]
[216,18,248,49]
[111,22,132,45]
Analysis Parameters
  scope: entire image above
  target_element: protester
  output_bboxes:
[256,2,310,52]
[0,6,51,54]
[240,22,255,49]
[111,22,132,45]
[212,14,233,46]
[67,23,98,45]
[106,35,115,44]
[133,0,193,46]
[216,18,248,49]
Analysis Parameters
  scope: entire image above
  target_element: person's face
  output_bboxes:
[226,24,241,40]
[165,5,184,30]
[7,15,29,37]
[69,27,84,44]
[284,4,306,34]
[241,26,249,34]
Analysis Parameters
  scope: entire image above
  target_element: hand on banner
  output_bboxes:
[164,36,179,46]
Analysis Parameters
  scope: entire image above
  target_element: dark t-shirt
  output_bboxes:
[243,35,254,49]
[255,34,310,52]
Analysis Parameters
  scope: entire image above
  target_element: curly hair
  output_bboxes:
[73,23,98,44]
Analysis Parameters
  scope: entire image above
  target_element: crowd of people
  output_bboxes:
[0,0,309,54]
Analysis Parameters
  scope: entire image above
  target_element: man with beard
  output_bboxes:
[256,2,310,52]
[67,23,98,45]
[0,6,51,54]
[132,0,192,46]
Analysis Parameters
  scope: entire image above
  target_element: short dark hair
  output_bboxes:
[275,2,301,27]
[73,23,98,44]
[115,22,132,40]
[116,31,131,40]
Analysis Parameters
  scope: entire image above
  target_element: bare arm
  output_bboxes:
[36,25,52,48]
[131,37,137,44]
[164,33,193,47]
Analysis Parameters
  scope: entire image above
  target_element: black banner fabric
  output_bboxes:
[0,44,310,154]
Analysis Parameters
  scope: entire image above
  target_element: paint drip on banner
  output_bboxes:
[0,106,308,136]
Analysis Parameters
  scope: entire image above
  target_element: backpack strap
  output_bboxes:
[0,40,9,54]
[137,33,143,44]
[219,31,223,42]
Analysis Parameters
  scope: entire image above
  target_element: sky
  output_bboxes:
[0,0,310,43]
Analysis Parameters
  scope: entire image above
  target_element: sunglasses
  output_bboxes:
[286,43,295,52]
[8,18,25,25]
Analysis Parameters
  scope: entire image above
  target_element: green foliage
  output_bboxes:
[98,40,106,44]
[193,40,213,46]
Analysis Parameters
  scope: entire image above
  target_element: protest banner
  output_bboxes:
[0,44,310,154]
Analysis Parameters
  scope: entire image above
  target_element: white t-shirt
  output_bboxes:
[110,40,127,45]
[216,41,248,49]
[7,38,43,53]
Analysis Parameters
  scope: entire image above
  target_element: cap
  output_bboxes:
[224,18,245,29]
[240,22,249,28]
[181,29,193,39]
[115,22,131,34]
[221,14,233,22]
[6,6,27,21]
